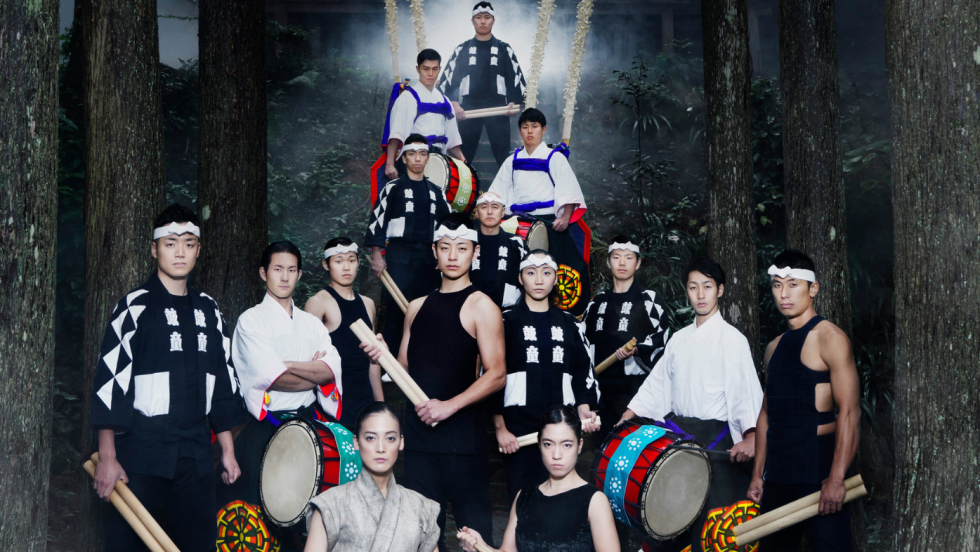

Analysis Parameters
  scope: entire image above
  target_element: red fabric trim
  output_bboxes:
[369,153,387,208]
[576,219,592,263]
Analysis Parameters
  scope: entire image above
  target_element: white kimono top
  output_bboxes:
[307,472,441,552]
[487,144,587,220]
[387,81,462,152]
[232,293,343,420]
[628,311,763,444]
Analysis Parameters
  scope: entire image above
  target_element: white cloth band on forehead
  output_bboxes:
[519,254,558,271]
[398,142,429,159]
[324,243,358,259]
[476,192,505,206]
[609,242,640,254]
[768,265,816,282]
[433,224,478,243]
[153,221,201,240]
[472,6,495,17]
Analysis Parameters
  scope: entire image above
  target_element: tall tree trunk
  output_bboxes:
[0,0,60,549]
[885,0,980,548]
[702,0,759,359]
[197,0,268,325]
[79,0,166,548]
[777,0,851,335]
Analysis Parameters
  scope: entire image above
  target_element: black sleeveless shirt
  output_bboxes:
[515,484,599,552]
[404,285,484,454]
[322,286,373,429]
[764,315,836,485]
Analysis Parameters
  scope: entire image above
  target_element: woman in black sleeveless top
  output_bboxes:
[304,237,382,430]
[457,405,620,552]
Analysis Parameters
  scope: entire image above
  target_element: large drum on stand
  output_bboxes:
[500,217,549,251]
[424,152,479,213]
[591,418,712,542]
[259,418,362,528]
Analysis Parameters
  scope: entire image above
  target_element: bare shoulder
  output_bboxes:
[814,319,853,363]
[360,294,376,311]
[466,290,502,319]
[763,336,781,367]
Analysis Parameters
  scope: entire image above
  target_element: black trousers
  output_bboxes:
[106,458,215,552]
[458,98,513,168]
[403,449,495,552]
[382,258,440,355]
[503,445,549,507]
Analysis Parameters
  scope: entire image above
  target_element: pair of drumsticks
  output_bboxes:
[82,453,180,552]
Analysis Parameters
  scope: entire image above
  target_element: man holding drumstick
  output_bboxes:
[620,257,763,552]
[366,133,452,356]
[747,250,859,551]
[362,213,506,552]
[90,204,248,551]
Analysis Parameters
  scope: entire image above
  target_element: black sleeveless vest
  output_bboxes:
[764,315,836,484]
[404,285,484,454]
[323,286,373,429]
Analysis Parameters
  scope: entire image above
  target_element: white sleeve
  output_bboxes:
[627,343,672,420]
[488,155,515,213]
[724,331,764,444]
[232,315,288,419]
[551,154,586,219]
[445,116,463,150]
[387,92,417,144]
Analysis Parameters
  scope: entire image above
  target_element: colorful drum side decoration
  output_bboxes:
[216,501,280,552]
[424,152,479,213]
[259,418,361,528]
[553,264,582,310]
[591,418,712,542]
[700,501,760,552]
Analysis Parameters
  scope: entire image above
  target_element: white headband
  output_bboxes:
[476,192,505,206]
[519,254,558,271]
[398,142,430,159]
[768,265,816,282]
[324,243,358,259]
[153,221,201,240]
[608,242,640,254]
[472,5,495,17]
[433,224,479,243]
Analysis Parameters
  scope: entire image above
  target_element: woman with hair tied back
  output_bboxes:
[304,402,440,552]
[457,405,620,552]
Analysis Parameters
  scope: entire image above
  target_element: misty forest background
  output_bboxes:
[3,0,976,550]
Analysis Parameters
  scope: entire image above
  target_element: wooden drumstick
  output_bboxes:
[473,542,495,552]
[350,319,438,426]
[465,106,519,119]
[83,459,168,552]
[594,338,637,375]
[380,270,409,313]
[733,474,864,538]
[91,453,181,552]
[734,483,868,546]
[498,417,601,453]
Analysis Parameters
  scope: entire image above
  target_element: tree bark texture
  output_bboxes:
[0,1,60,549]
[777,0,852,335]
[80,0,166,548]
[885,0,980,549]
[702,0,759,360]
[197,0,268,326]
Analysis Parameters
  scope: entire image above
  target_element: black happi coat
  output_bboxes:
[582,280,670,401]
[90,273,247,479]
[498,298,599,436]
[470,229,526,309]
[438,36,527,106]
[364,174,452,263]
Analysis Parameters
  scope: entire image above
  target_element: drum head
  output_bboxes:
[641,447,712,539]
[526,221,549,251]
[260,420,321,528]
[423,152,451,192]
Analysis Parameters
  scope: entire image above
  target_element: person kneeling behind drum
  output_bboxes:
[458,405,620,552]
[305,402,441,552]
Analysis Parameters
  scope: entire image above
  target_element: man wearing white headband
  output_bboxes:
[360,214,506,552]
[495,249,600,504]
[90,204,248,551]
[366,133,452,356]
[748,250,859,551]
[221,240,343,528]
[305,237,383,431]
[438,1,527,169]
[622,256,763,551]
[583,233,669,446]
[471,191,526,309]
